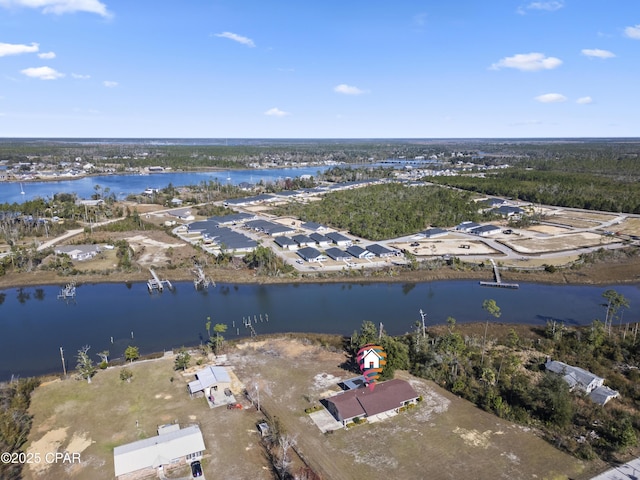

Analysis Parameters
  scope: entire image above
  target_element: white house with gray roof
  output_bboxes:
[545,359,619,406]
[113,424,205,479]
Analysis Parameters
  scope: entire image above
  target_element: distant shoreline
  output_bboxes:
[1,256,638,291]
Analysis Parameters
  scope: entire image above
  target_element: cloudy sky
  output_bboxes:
[0,0,638,138]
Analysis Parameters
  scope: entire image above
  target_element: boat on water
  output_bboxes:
[20,183,25,195]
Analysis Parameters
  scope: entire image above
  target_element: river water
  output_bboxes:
[1,280,638,381]
[0,166,330,204]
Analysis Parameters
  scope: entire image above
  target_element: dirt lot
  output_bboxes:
[24,337,590,480]
[502,232,621,254]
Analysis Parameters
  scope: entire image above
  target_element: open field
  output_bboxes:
[24,354,272,480]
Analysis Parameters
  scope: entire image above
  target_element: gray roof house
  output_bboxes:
[492,205,524,217]
[469,224,502,236]
[421,228,448,239]
[54,244,101,261]
[325,247,351,261]
[309,232,331,247]
[366,244,396,258]
[297,247,326,262]
[545,359,619,405]
[301,221,327,232]
[188,366,232,395]
[455,221,481,232]
[274,236,298,250]
[326,231,352,246]
[113,424,205,479]
[292,234,315,247]
[347,245,375,259]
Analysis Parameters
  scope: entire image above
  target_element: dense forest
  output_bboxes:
[270,183,490,240]
[428,170,640,213]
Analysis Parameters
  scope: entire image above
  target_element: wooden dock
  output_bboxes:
[147,269,173,292]
[479,259,519,289]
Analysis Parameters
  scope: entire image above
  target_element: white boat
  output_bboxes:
[20,183,25,195]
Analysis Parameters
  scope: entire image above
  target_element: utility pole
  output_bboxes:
[60,347,67,377]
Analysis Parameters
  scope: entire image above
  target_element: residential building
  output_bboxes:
[545,359,620,405]
[326,231,352,247]
[347,245,375,259]
[366,244,396,258]
[324,379,419,426]
[297,247,326,262]
[54,244,102,261]
[325,247,351,261]
[113,424,205,479]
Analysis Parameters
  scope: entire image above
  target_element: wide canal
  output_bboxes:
[1,280,639,380]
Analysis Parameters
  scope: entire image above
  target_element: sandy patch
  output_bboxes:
[526,225,571,235]
[453,427,493,448]
[27,427,68,474]
[127,234,185,249]
[66,432,93,453]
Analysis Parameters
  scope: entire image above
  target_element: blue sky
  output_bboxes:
[0,0,638,138]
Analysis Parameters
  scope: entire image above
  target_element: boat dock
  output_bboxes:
[57,281,76,300]
[479,259,519,289]
[147,269,173,292]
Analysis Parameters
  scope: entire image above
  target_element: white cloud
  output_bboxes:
[576,96,593,104]
[214,32,255,47]
[0,42,39,57]
[517,1,564,14]
[103,80,118,87]
[491,52,562,71]
[38,51,56,59]
[334,84,367,95]
[71,73,90,79]
[413,12,427,27]
[21,66,64,80]
[264,107,290,117]
[0,0,111,17]
[535,93,567,103]
[624,24,640,40]
[581,48,615,59]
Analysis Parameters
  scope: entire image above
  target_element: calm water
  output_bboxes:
[0,166,330,204]
[1,280,639,380]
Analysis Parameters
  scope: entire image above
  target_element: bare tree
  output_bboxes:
[76,345,97,383]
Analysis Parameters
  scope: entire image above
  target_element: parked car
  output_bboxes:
[191,460,203,478]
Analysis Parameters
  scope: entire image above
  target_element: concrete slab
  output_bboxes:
[309,409,342,433]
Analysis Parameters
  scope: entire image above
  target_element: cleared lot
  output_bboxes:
[230,338,586,480]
